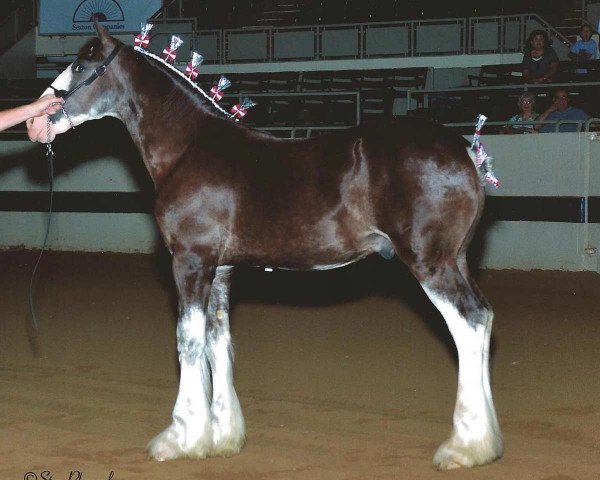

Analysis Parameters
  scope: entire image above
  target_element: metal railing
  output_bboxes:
[31,13,574,66]
[443,118,600,133]
[183,13,567,65]
[468,14,571,55]
[202,17,467,64]
[235,91,361,126]
[403,80,600,110]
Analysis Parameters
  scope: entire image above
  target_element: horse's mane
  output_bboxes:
[130,46,233,126]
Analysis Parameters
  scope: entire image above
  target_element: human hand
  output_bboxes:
[547,101,559,113]
[28,95,64,118]
[580,50,591,60]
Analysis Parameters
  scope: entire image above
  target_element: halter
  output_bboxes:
[50,43,123,100]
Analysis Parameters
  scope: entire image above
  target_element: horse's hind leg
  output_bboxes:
[147,251,216,461]
[413,258,503,469]
[206,265,246,456]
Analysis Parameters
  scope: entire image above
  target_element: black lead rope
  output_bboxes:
[27,43,122,329]
[28,122,55,330]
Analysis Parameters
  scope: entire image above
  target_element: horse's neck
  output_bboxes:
[117,53,217,187]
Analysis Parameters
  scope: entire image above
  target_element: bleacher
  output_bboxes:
[197,68,428,129]
[410,57,600,133]
[2,0,599,137]
[176,0,562,29]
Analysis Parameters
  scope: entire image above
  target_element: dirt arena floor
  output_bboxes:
[1,250,599,480]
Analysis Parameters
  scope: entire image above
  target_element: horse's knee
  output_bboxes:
[177,306,208,363]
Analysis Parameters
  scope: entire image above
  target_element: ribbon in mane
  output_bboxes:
[231,98,256,119]
[471,114,501,188]
[162,36,183,63]
[134,23,153,49]
[133,27,255,122]
[210,76,231,101]
[185,52,203,80]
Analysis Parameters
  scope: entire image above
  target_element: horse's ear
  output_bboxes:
[93,16,114,46]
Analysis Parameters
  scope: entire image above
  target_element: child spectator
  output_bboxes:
[568,24,598,74]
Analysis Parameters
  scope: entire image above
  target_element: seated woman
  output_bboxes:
[501,92,540,134]
[522,30,559,83]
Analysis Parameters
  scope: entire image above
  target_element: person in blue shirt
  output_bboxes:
[538,89,589,133]
[568,24,598,74]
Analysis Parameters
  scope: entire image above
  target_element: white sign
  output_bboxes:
[39,0,162,35]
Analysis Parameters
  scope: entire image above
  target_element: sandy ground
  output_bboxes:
[1,250,600,480]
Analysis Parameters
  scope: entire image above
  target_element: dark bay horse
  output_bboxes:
[27,25,502,470]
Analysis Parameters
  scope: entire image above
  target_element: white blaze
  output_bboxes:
[27,63,115,143]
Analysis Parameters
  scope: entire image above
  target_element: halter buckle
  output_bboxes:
[96,64,107,76]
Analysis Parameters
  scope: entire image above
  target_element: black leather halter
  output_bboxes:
[51,43,123,100]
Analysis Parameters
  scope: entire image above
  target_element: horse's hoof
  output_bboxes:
[147,428,186,461]
[147,424,213,461]
[433,434,503,470]
[212,433,246,457]
[211,411,246,457]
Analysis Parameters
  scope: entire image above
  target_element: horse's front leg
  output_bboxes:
[206,265,246,456]
[147,251,216,461]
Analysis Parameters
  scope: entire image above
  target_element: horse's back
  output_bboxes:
[156,117,482,269]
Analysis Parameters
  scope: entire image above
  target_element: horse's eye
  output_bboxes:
[74,64,86,73]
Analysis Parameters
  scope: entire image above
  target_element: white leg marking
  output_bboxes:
[209,314,246,456]
[147,306,214,461]
[423,287,503,469]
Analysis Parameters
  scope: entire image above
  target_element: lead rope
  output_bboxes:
[28,115,56,329]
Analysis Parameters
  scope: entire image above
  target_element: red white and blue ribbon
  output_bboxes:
[185,52,203,80]
[210,76,231,101]
[162,36,183,63]
[231,98,256,119]
[471,114,500,188]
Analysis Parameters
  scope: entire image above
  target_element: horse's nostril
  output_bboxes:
[50,86,68,98]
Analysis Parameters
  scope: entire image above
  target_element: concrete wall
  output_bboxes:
[0,28,36,79]
[476,132,598,272]
[1,122,598,273]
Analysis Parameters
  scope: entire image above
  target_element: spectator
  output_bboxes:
[501,92,540,134]
[522,30,559,84]
[568,24,598,74]
[538,89,589,133]
[0,95,63,133]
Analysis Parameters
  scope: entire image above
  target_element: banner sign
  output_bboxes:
[39,0,162,35]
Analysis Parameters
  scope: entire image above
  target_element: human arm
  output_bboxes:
[536,103,558,132]
[528,49,560,83]
[501,115,519,134]
[542,59,559,82]
[542,49,560,82]
[0,95,64,133]
[568,42,592,62]
[537,104,557,123]
[521,54,534,83]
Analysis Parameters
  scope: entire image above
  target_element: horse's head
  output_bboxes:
[27,22,124,143]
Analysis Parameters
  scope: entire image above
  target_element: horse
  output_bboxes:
[27,24,503,470]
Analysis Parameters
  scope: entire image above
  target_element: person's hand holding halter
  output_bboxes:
[0,94,65,132]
